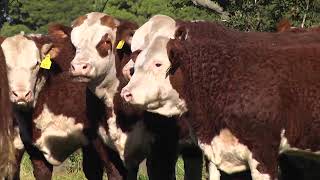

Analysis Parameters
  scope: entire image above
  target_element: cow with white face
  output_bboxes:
[122,15,320,180]
[2,34,52,109]
[69,12,207,180]
[69,12,157,180]
[1,30,126,180]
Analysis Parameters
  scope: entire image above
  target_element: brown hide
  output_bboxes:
[0,37,15,178]
[167,22,320,179]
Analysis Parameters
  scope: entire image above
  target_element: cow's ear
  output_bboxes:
[115,20,139,49]
[48,23,72,39]
[130,50,142,63]
[41,43,60,59]
[166,39,184,75]
[174,26,188,41]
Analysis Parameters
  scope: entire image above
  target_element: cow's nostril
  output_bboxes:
[129,67,134,76]
[71,65,75,71]
[25,91,31,98]
[12,91,18,97]
[83,64,87,70]
[125,93,132,98]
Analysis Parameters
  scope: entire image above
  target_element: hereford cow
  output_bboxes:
[121,15,320,180]
[0,37,15,179]
[68,12,205,180]
[1,29,125,180]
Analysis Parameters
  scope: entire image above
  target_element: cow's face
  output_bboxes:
[121,36,187,117]
[1,35,52,108]
[70,12,119,83]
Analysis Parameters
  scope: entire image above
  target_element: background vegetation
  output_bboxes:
[1,0,320,36]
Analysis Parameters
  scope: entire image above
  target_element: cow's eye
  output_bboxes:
[155,63,162,67]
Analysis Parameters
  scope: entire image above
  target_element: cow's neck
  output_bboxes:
[88,58,119,108]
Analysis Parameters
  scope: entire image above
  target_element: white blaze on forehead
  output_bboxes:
[71,12,117,54]
[1,35,40,70]
[131,14,176,52]
[135,36,171,68]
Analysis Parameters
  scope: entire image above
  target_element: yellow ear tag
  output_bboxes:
[40,54,52,70]
[116,40,125,49]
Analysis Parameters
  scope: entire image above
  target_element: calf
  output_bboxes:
[1,29,125,180]
[0,37,15,179]
[121,15,320,180]
[69,12,204,180]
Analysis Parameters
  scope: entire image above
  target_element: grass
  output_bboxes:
[20,150,207,180]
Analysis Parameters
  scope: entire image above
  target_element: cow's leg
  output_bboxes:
[180,145,203,180]
[84,138,127,180]
[27,146,53,180]
[82,144,104,180]
[126,165,139,180]
[208,161,221,180]
[12,149,24,180]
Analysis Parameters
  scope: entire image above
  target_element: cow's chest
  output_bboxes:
[99,114,152,166]
[33,104,88,165]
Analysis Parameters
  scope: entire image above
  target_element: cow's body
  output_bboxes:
[69,12,204,180]
[122,15,320,180]
[1,32,125,180]
[0,37,15,179]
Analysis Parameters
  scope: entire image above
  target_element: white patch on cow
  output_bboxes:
[98,111,152,165]
[279,129,320,155]
[199,129,270,180]
[13,127,24,150]
[34,104,88,165]
[131,14,176,52]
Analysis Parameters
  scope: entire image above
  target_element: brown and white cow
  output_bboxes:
[68,12,205,180]
[0,36,15,179]
[121,15,320,180]
[1,29,126,180]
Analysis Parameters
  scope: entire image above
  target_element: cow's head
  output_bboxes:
[69,12,135,85]
[1,25,72,109]
[121,31,188,117]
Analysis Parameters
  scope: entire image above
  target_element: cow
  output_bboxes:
[68,12,204,180]
[121,14,320,180]
[0,37,15,179]
[1,28,126,180]
[276,19,320,33]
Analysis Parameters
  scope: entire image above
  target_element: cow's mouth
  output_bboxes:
[13,101,32,111]
[71,75,92,83]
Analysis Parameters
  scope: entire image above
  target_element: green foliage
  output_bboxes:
[1,0,95,35]
[0,22,31,36]
[103,0,219,25]
[2,0,320,36]
[224,0,320,31]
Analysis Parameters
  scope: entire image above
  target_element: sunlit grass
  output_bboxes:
[20,151,206,179]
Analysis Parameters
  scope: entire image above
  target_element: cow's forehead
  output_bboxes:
[71,13,118,49]
[136,36,170,67]
[1,35,39,68]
